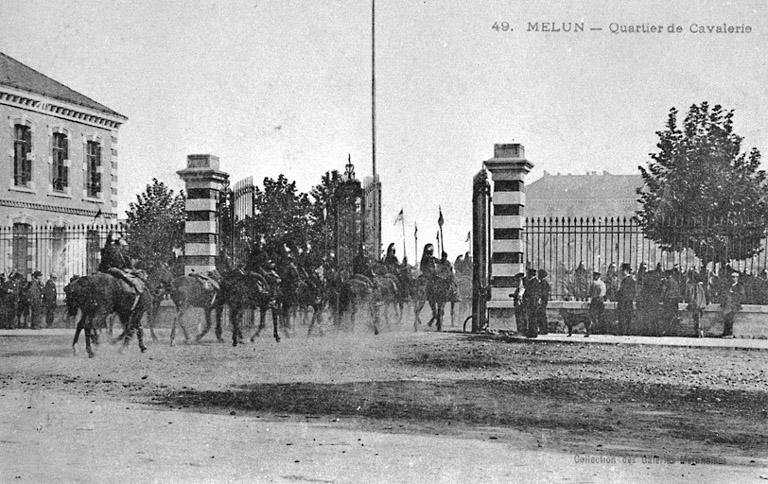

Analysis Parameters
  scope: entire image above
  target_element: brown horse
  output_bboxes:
[68,272,151,357]
[165,272,224,345]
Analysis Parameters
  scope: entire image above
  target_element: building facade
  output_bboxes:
[0,52,126,227]
[0,52,126,279]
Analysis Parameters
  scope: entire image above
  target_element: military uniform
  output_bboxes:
[43,277,57,327]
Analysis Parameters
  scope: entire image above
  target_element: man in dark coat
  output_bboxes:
[616,263,636,335]
[43,274,57,328]
[28,271,45,330]
[522,269,540,337]
[588,271,606,336]
[721,272,745,338]
[536,269,550,335]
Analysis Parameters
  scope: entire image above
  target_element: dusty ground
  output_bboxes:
[0,308,767,483]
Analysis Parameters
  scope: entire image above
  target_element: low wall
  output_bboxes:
[540,301,768,339]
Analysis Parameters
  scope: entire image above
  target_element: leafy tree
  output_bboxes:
[241,174,313,259]
[308,170,343,261]
[125,178,185,269]
[637,102,768,265]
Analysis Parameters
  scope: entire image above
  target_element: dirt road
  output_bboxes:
[0,326,766,482]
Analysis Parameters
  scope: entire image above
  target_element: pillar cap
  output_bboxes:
[484,143,533,174]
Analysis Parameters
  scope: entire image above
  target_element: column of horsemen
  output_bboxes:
[64,231,472,355]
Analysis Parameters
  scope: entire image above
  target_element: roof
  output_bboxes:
[526,171,643,218]
[0,52,124,118]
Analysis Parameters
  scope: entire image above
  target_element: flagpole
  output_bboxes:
[438,206,444,256]
[401,216,406,262]
[414,223,418,267]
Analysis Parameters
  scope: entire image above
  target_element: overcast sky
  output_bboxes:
[1,0,766,260]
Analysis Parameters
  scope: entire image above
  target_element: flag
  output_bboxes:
[92,208,103,222]
[437,206,444,227]
[394,208,404,225]
[414,223,418,236]
[466,231,471,242]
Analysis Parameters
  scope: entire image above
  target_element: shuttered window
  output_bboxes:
[13,125,32,187]
[52,133,69,191]
[86,140,101,197]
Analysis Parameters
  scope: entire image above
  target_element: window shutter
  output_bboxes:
[62,165,69,188]
[94,172,101,194]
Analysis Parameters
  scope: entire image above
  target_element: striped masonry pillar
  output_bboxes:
[484,143,533,329]
[177,154,229,275]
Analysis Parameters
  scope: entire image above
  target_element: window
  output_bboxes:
[13,124,32,187]
[86,140,101,197]
[52,133,68,192]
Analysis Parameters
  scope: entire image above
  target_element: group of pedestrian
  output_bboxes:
[0,270,58,329]
[513,268,551,338]
[585,262,744,338]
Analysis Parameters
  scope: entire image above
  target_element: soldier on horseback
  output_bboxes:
[419,244,437,278]
[383,243,399,269]
[99,231,146,304]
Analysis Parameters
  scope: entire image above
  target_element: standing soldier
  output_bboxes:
[588,271,606,337]
[522,269,540,337]
[536,269,550,335]
[43,274,58,328]
[616,263,635,335]
[28,271,45,330]
[721,272,745,338]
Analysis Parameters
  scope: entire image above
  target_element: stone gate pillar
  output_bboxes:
[484,143,533,329]
[177,154,229,275]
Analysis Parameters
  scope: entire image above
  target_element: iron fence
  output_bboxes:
[524,217,768,300]
[0,224,125,295]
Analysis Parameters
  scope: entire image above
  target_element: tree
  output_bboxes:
[308,170,342,261]
[125,178,185,269]
[637,102,768,265]
[241,174,313,258]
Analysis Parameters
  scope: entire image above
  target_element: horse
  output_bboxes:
[144,263,175,342]
[220,269,281,346]
[413,269,454,332]
[167,270,224,345]
[67,272,152,357]
[337,272,398,334]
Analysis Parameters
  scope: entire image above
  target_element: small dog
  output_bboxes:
[559,309,591,337]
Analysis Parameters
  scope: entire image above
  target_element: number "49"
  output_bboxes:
[491,21,512,32]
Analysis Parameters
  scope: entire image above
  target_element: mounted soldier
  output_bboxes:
[419,244,437,279]
[383,243,399,270]
[98,231,146,306]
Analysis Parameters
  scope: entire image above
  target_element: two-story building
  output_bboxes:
[0,52,126,277]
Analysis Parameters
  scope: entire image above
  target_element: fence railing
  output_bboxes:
[0,224,125,294]
[524,217,768,300]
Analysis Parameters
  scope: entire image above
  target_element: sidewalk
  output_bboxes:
[495,331,768,351]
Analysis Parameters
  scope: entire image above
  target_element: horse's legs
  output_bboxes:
[436,302,444,332]
[196,306,213,342]
[272,308,281,342]
[254,306,267,337]
[72,311,84,355]
[369,302,380,335]
[176,306,191,344]
[231,306,240,347]
[135,314,147,353]
[215,305,224,342]
[170,306,181,346]
[84,317,95,358]
[148,300,160,342]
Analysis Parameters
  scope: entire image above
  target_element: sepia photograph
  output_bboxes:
[0,1,766,482]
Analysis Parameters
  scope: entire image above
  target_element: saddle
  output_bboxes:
[106,268,146,295]
[190,272,220,292]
